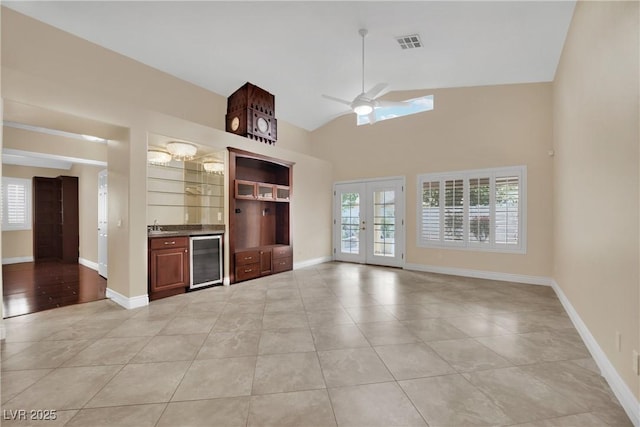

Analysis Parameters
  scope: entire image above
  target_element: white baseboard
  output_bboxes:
[294,256,333,270]
[551,280,640,427]
[223,277,231,286]
[78,257,99,271]
[404,262,552,286]
[2,256,34,265]
[106,288,149,310]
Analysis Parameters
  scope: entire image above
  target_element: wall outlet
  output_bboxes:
[633,350,639,375]
[616,331,622,352]
[217,212,222,221]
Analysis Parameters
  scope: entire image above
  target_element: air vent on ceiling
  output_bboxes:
[395,34,422,50]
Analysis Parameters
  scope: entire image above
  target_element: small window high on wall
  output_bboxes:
[417,166,526,253]
[2,177,32,231]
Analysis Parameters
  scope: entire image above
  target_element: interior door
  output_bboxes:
[98,169,108,278]
[334,178,405,267]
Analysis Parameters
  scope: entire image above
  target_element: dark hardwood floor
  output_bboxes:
[2,261,107,318]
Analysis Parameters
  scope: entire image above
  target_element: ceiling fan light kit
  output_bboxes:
[352,101,373,116]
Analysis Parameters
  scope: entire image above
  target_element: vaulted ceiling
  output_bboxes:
[4,1,575,131]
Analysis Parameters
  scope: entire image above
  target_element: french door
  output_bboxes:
[333,178,405,267]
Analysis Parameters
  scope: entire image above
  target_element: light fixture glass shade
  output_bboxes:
[166,141,197,160]
[353,103,373,116]
[203,161,224,174]
[147,149,172,164]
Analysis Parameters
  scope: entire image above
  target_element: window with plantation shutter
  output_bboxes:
[443,179,464,243]
[417,166,526,253]
[420,181,440,242]
[2,177,32,231]
[495,176,520,245]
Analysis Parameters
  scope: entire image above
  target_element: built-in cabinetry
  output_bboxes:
[229,148,294,283]
[148,236,190,301]
[33,176,79,263]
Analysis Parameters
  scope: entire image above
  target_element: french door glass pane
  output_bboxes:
[373,190,395,257]
[340,192,360,254]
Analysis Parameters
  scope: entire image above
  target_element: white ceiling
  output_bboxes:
[4,1,576,131]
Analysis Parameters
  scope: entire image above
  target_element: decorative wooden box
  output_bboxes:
[225,82,277,145]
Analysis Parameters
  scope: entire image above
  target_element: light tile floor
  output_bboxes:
[1,262,633,426]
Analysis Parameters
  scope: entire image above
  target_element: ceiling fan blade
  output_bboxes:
[364,83,388,99]
[322,94,353,106]
[375,100,410,108]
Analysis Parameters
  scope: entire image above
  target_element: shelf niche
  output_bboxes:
[229,148,293,283]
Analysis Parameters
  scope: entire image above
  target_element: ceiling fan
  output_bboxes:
[322,29,409,124]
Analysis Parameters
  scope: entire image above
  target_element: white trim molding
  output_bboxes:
[2,256,34,265]
[106,288,149,310]
[551,280,640,427]
[78,257,99,271]
[404,263,552,286]
[294,256,333,270]
[0,323,6,341]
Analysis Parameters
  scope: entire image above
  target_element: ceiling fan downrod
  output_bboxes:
[359,28,368,95]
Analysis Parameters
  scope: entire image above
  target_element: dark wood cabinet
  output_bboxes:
[259,248,273,275]
[229,148,294,283]
[234,249,261,282]
[273,245,293,273]
[33,176,78,263]
[148,236,189,300]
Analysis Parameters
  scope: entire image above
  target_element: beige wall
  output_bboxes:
[553,1,639,400]
[312,83,554,278]
[3,126,107,163]
[1,8,333,302]
[1,163,102,264]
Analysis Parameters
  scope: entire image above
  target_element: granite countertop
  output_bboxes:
[148,224,225,238]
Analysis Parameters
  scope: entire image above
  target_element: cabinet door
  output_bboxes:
[260,248,272,275]
[150,247,189,292]
[257,183,275,200]
[235,180,256,199]
[275,185,290,202]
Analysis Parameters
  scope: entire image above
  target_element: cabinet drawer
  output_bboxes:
[235,250,260,266]
[272,245,292,259]
[150,236,188,250]
[235,262,261,281]
[273,256,292,273]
